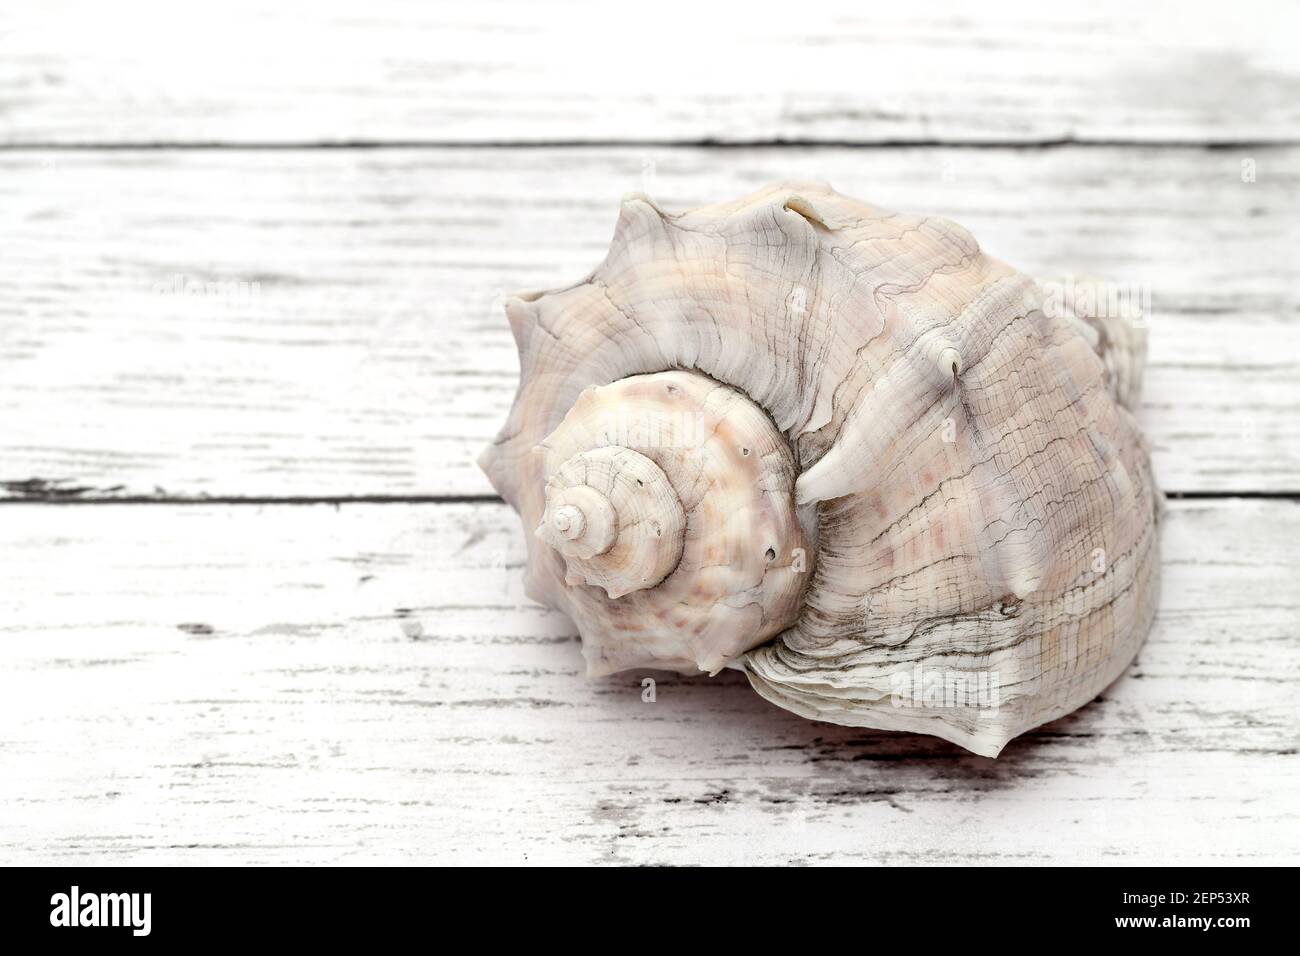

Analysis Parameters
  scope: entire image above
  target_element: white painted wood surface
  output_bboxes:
[1,0,1297,145]
[0,500,1295,865]
[2,147,1297,498]
[0,1,1296,866]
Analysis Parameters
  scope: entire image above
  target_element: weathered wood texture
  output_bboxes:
[2,1,1295,868]
[3,146,1297,499]
[1,1,1297,146]
[0,499,1294,865]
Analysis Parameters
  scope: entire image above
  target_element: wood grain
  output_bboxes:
[3,0,1293,870]
[0,498,1293,864]
[1,1,1296,146]
[2,146,1297,499]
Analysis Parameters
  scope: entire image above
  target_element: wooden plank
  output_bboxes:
[1,1,1296,146]
[2,145,1297,499]
[0,498,1294,864]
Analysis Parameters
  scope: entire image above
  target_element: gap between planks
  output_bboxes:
[0,492,1298,506]
[2,139,1298,152]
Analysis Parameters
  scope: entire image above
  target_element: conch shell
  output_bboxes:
[480,183,1161,758]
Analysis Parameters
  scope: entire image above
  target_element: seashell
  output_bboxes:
[480,182,1161,758]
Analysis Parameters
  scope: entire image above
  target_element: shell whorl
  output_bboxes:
[526,370,811,676]
[480,182,1162,758]
[536,445,685,599]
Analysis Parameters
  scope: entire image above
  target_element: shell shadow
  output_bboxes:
[594,666,1102,797]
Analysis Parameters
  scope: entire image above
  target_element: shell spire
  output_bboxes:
[535,445,685,599]
[512,370,810,677]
